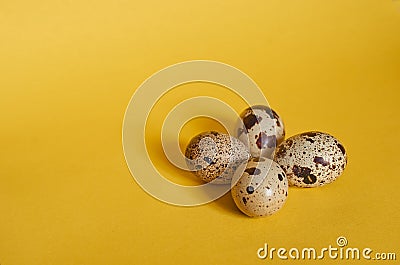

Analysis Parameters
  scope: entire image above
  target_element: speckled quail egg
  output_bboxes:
[274,131,347,188]
[236,105,285,158]
[185,131,250,184]
[231,157,288,217]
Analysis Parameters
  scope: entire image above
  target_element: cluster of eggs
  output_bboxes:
[185,105,347,217]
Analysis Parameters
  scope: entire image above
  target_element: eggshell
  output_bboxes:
[236,105,285,158]
[274,131,347,187]
[231,157,288,217]
[185,131,250,184]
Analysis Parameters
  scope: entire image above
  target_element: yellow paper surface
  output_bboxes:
[1,1,399,264]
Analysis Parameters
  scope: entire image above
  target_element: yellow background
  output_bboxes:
[1,1,399,264]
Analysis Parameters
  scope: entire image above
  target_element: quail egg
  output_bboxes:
[274,131,347,187]
[185,131,250,184]
[231,157,288,217]
[236,105,285,158]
